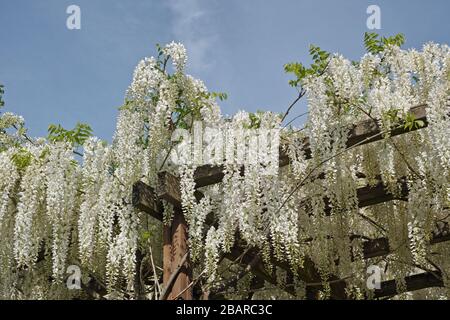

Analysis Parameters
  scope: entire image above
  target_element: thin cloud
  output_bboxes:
[166,0,217,72]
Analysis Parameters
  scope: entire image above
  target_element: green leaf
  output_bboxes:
[141,231,151,242]
[11,148,34,170]
[414,119,425,129]
[210,92,228,101]
[47,122,93,146]
[364,32,405,54]
[284,45,330,89]
[403,112,422,131]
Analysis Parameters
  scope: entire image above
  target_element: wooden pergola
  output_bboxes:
[132,104,450,300]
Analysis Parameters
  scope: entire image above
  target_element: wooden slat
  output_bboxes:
[132,181,163,221]
[374,271,443,298]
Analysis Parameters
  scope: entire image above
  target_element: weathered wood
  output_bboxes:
[347,104,427,148]
[374,271,443,298]
[160,252,188,300]
[158,172,183,207]
[318,177,409,216]
[169,209,192,300]
[158,171,204,207]
[163,225,172,285]
[132,181,163,221]
[363,221,450,259]
[355,177,408,208]
[134,178,193,300]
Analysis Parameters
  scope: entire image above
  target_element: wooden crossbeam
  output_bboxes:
[133,104,430,224]
[223,247,293,295]
[363,221,450,259]
[132,181,163,221]
[156,173,411,232]
[374,271,444,298]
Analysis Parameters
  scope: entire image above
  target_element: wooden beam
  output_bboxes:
[150,173,409,219]
[355,177,408,208]
[363,221,450,259]
[316,177,409,216]
[186,172,448,261]
[158,172,204,206]
[132,182,193,299]
[132,181,163,221]
[374,271,443,298]
[346,104,427,149]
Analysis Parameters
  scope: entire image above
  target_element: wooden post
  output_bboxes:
[163,224,172,285]
[162,208,193,300]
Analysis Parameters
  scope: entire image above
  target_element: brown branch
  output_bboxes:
[281,89,306,123]
[173,270,206,300]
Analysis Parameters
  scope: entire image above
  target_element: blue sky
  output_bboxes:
[1,0,449,141]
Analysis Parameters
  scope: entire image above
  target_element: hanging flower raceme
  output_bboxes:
[45,143,78,282]
[13,145,48,269]
[78,137,111,266]
[0,150,19,225]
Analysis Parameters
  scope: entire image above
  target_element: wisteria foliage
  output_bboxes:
[0,38,449,300]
